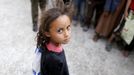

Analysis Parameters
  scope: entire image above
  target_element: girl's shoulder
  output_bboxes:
[45,50,65,62]
[36,45,47,53]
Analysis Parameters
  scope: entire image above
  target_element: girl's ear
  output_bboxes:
[44,32,51,37]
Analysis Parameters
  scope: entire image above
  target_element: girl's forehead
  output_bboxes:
[50,15,71,28]
[56,15,70,22]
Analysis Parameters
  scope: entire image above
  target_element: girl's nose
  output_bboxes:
[64,30,70,37]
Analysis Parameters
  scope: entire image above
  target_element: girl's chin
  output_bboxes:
[62,40,70,44]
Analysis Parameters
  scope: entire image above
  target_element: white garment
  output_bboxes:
[32,48,41,75]
[121,10,134,44]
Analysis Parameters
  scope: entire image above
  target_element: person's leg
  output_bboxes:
[93,32,101,42]
[105,33,116,51]
[83,0,95,31]
[79,0,86,27]
[72,0,79,26]
[92,11,110,42]
[76,0,81,20]
[94,1,105,28]
[123,37,134,57]
[31,0,38,32]
[73,0,79,20]
[105,15,126,51]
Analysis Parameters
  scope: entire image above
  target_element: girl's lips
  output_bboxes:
[64,37,70,43]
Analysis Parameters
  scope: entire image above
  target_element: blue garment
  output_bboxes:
[73,0,86,22]
[104,0,121,12]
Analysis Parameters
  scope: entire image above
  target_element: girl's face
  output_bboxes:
[45,15,71,45]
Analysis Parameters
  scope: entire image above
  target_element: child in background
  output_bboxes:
[32,6,73,75]
[122,0,134,57]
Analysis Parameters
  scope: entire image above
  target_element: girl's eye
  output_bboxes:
[67,25,71,31]
[57,29,63,33]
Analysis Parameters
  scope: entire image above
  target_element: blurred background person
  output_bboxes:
[93,0,124,42]
[31,0,46,32]
[83,0,106,32]
[122,0,134,57]
[73,0,86,26]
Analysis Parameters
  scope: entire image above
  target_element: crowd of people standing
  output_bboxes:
[31,0,134,57]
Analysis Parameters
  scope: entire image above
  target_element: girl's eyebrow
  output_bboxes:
[57,27,64,30]
[67,25,71,27]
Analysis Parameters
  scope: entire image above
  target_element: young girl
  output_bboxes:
[122,0,134,57]
[32,6,73,75]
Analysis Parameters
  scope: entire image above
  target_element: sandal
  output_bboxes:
[105,42,112,52]
[93,34,100,42]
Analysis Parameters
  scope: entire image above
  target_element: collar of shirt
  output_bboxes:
[46,42,63,53]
